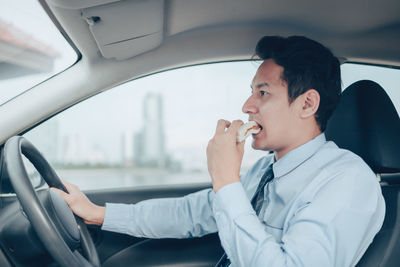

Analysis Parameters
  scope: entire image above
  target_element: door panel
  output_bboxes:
[102,234,223,267]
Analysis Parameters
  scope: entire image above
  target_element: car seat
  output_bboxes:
[325,80,400,267]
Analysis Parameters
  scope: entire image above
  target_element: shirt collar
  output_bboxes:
[272,133,326,178]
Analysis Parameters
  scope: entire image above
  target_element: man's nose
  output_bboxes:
[242,95,257,114]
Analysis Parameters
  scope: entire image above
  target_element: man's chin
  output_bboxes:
[251,141,269,151]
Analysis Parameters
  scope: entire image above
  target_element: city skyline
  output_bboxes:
[25,92,185,170]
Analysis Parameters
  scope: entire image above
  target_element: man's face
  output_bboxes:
[242,59,301,153]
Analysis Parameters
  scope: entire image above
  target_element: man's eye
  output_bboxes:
[260,90,267,96]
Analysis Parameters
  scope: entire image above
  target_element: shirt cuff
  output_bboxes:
[213,182,254,220]
[101,203,132,233]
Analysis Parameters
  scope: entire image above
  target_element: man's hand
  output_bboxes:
[207,119,245,192]
[52,180,106,226]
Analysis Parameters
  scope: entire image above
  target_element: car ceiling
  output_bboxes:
[0,0,399,143]
[47,0,400,65]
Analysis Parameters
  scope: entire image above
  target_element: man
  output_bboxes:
[54,36,385,266]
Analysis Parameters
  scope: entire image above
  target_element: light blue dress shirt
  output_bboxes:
[102,134,385,267]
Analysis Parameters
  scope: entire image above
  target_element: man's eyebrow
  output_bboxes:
[250,82,270,90]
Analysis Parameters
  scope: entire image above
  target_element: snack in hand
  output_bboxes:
[237,121,261,142]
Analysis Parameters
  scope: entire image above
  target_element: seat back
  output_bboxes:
[356,184,400,266]
[325,80,400,267]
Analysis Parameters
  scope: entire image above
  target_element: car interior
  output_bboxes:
[0,0,399,266]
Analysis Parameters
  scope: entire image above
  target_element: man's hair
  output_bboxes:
[255,36,341,132]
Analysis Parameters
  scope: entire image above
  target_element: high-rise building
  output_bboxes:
[133,131,144,166]
[134,92,166,167]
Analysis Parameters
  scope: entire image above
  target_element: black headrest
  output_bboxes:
[325,80,400,173]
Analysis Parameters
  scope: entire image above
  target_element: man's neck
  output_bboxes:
[274,129,322,161]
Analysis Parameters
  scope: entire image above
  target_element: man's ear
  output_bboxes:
[300,89,320,118]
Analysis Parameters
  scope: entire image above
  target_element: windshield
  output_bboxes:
[0,0,78,105]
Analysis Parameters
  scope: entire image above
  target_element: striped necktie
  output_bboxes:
[215,164,275,267]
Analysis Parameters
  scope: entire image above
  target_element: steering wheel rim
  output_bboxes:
[3,136,100,267]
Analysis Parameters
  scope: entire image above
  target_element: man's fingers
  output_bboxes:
[213,119,244,141]
[227,120,244,136]
[62,180,78,194]
[215,119,231,135]
[51,187,72,203]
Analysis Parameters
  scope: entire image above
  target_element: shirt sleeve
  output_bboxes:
[212,169,385,267]
[102,188,218,238]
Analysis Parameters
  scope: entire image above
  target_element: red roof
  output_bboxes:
[0,19,60,57]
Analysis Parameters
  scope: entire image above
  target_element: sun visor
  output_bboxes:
[81,0,164,60]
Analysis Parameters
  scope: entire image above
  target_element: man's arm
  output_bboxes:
[101,189,218,238]
[53,181,218,239]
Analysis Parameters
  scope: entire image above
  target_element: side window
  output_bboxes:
[24,62,266,190]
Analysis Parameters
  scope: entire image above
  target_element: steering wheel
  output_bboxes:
[3,136,100,267]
